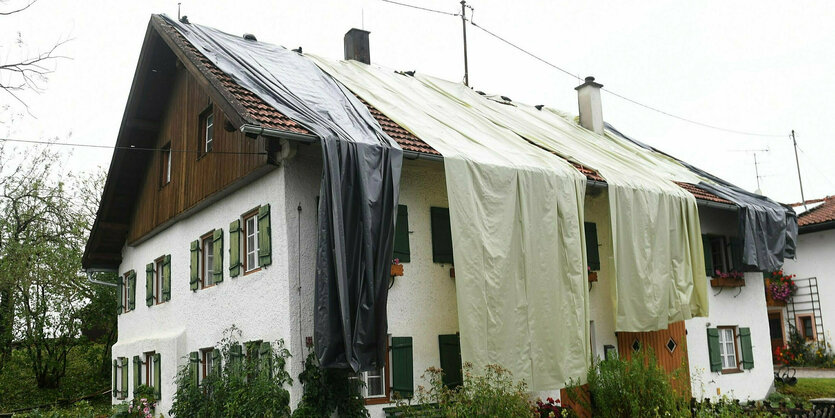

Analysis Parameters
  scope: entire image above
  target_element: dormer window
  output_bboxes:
[200,106,214,155]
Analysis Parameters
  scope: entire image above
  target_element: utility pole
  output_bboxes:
[178,2,181,20]
[792,130,808,211]
[753,153,761,191]
[460,0,469,86]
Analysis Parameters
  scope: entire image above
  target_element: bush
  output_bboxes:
[292,348,368,418]
[168,328,292,418]
[396,363,535,418]
[574,349,689,418]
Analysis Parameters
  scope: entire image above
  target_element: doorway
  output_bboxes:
[768,310,786,363]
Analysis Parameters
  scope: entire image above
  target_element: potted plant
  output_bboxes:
[710,270,745,287]
[588,266,598,283]
[391,258,404,276]
[766,270,796,305]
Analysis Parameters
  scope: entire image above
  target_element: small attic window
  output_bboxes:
[200,106,214,155]
[160,143,172,186]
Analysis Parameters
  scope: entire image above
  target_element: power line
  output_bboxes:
[0,137,268,155]
[380,0,459,16]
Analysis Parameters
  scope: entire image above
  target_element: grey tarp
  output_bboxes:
[606,123,797,271]
[162,16,403,372]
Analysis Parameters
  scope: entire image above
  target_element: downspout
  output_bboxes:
[86,268,119,287]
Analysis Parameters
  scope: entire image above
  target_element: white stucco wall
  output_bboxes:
[783,229,835,343]
[684,206,775,401]
[112,167,292,415]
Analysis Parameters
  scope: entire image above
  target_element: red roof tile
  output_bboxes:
[674,182,733,205]
[798,196,835,227]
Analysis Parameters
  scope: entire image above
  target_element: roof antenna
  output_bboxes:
[177,2,181,20]
[362,8,365,30]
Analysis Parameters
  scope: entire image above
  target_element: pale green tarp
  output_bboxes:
[312,57,590,390]
[411,79,708,332]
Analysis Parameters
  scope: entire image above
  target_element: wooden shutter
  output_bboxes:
[113,359,118,397]
[258,204,272,267]
[162,255,171,301]
[229,219,242,277]
[213,228,224,283]
[154,353,161,398]
[189,351,200,387]
[584,222,600,271]
[230,343,243,375]
[190,240,199,291]
[739,327,754,369]
[393,205,411,262]
[117,276,123,315]
[145,263,154,307]
[730,237,744,272]
[438,334,463,388]
[212,349,222,375]
[391,336,414,398]
[127,272,136,310]
[707,328,722,372]
[702,235,713,275]
[430,207,454,264]
[120,357,128,398]
[133,355,141,392]
[259,341,272,378]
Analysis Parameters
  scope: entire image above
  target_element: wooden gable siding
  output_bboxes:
[127,65,269,243]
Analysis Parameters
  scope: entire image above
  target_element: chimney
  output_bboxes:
[575,76,604,135]
[344,28,370,64]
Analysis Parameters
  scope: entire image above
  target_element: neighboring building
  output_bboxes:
[83,15,784,416]
[778,197,834,358]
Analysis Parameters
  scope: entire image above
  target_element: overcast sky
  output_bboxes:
[2,0,834,204]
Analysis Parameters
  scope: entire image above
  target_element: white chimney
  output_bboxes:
[575,76,604,134]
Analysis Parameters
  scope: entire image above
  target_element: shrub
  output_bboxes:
[291,348,368,418]
[168,328,292,417]
[396,362,535,418]
[575,349,689,418]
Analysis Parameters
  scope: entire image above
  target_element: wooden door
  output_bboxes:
[768,311,785,362]
[616,321,691,397]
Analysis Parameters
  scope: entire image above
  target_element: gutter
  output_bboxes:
[799,220,835,235]
[86,268,119,287]
[240,124,318,143]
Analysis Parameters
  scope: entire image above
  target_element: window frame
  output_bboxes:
[797,314,817,341]
[199,105,214,157]
[144,351,156,389]
[200,348,214,384]
[160,142,172,187]
[350,337,391,405]
[122,272,130,313]
[717,326,741,374]
[154,256,165,305]
[708,236,731,275]
[116,358,127,399]
[242,208,261,275]
[201,230,216,289]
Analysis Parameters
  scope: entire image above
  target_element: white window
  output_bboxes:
[154,257,164,304]
[200,348,214,384]
[351,367,386,399]
[204,113,214,153]
[116,358,125,398]
[145,351,156,388]
[244,212,259,272]
[202,232,215,288]
[718,327,738,371]
[161,143,172,186]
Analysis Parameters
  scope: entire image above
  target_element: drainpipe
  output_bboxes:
[86,268,119,287]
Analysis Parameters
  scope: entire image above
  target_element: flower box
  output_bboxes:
[390,264,404,276]
[710,277,745,288]
[588,271,598,283]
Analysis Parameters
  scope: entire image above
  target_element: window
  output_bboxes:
[160,143,172,186]
[201,348,214,383]
[121,273,130,313]
[797,315,816,341]
[702,235,743,276]
[200,107,214,155]
[709,236,730,273]
[243,210,260,273]
[145,351,156,388]
[154,257,164,304]
[201,231,215,288]
[114,357,128,399]
[350,338,391,404]
[717,327,739,373]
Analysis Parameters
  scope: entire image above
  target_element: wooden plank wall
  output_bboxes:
[127,66,268,243]
[616,321,692,397]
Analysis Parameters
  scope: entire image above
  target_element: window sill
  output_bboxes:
[365,397,390,405]
[721,368,744,375]
[243,267,262,276]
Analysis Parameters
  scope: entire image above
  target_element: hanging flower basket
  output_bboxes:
[766,270,796,304]
[710,270,745,288]
[391,258,404,276]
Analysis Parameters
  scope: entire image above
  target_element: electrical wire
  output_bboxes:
[0,137,268,155]
[797,145,835,191]
[380,0,459,16]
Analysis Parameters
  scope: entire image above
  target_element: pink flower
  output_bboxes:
[144,406,150,414]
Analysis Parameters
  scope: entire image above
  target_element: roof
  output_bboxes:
[795,196,835,229]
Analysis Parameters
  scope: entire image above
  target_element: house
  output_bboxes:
[777,197,835,357]
[82,15,796,416]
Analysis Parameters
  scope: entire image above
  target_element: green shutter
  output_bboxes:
[133,355,141,393]
[702,235,713,275]
[154,353,161,398]
[430,207,454,264]
[739,327,754,369]
[117,276,123,315]
[707,328,722,372]
[146,263,154,307]
[259,341,272,378]
[212,349,222,376]
[113,359,118,397]
[230,343,243,375]
[120,357,128,398]
[229,220,242,277]
[258,204,272,267]
[438,334,463,388]
[190,240,199,291]
[128,271,136,310]
[730,237,744,272]
[213,229,224,283]
[391,336,414,398]
[189,351,200,387]
[162,255,171,301]
[584,222,600,271]
[393,205,411,262]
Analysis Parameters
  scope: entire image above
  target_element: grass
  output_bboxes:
[778,378,835,400]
